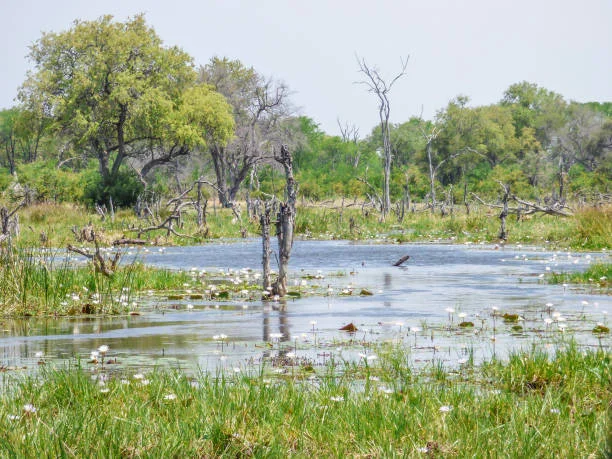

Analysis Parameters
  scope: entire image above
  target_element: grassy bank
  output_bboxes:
[0,342,608,457]
[7,201,612,250]
[549,263,611,293]
[0,247,263,316]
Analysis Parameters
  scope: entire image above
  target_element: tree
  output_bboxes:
[19,15,234,203]
[199,57,292,207]
[357,56,408,217]
[550,103,611,198]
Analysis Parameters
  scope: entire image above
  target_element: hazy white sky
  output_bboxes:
[1,0,610,136]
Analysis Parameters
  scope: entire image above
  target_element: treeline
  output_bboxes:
[0,15,610,211]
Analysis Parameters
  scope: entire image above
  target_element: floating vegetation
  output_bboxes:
[592,325,609,334]
[359,289,373,296]
[458,321,474,328]
[503,313,520,323]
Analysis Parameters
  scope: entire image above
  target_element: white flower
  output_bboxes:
[133,373,144,380]
[23,404,37,414]
[164,394,177,400]
[550,408,560,414]
[330,396,344,402]
[439,405,453,413]
[98,345,109,354]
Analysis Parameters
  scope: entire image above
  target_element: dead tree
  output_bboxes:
[260,145,298,298]
[260,200,275,293]
[272,145,298,297]
[0,199,26,245]
[498,183,511,241]
[67,231,121,277]
[472,182,574,241]
[356,55,409,218]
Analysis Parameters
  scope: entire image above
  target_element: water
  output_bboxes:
[1,241,609,374]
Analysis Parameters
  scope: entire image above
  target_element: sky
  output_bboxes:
[1,0,610,137]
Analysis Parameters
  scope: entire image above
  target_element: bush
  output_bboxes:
[82,167,144,207]
[15,161,84,203]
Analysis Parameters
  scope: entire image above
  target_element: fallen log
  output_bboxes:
[393,255,411,266]
[113,238,147,246]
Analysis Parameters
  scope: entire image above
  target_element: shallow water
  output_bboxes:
[1,241,609,375]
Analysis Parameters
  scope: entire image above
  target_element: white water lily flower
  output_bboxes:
[98,345,109,355]
[23,404,37,414]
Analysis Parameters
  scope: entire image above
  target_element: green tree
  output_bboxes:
[19,15,234,204]
[199,57,292,206]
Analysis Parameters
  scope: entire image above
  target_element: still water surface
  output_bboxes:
[1,241,609,374]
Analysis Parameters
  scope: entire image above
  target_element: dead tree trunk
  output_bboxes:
[498,183,511,241]
[272,145,298,298]
[260,201,274,293]
[357,56,408,219]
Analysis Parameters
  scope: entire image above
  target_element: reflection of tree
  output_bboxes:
[262,301,292,358]
[384,272,392,307]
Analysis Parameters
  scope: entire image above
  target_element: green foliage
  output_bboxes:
[15,160,84,203]
[82,166,144,207]
[19,15,234,198]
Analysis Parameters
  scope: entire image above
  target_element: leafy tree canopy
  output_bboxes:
[18,14,234,195]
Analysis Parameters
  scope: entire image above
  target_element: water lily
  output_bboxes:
[23,404,37,414]
[98,345,109,355]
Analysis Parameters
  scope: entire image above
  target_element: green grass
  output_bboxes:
[0,342,608,457]
[549,263,611,292]
[7,201,612,250]
[0,247,258,316]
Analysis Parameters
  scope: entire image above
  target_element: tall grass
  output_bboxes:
[0,342,608,456]
[10,202,611,249]
[0,247,206,316]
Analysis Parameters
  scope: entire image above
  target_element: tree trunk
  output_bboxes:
[272,145,297,298]
[498,183,510,241]
[210,145,230,207]
[427,141,437,213]
[260,201,273,293]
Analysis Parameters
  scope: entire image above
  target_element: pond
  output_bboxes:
[1,241,609,375]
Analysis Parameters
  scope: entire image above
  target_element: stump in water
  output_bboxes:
[272,145,297,297]
[393,255,410,266]
[259,145,298,299]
